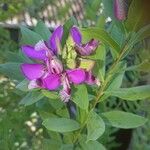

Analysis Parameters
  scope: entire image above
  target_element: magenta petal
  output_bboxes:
[85,71,100,86]
[49,25,63,54]
[22,45,46,60]
[21,64,44,80]
[42,74,61,90]
[76,39,99,56]
[70,27,82,45]
[67,68,86,84]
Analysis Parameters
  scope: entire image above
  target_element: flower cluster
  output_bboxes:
[21,26,100,102]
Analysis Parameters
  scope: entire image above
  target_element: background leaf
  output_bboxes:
[19,90,44,106]
[34,20,51,40]
[0,63,23,80]
[20,26,42,45]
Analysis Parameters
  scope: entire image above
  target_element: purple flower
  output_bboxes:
[20,25,101,103]
[20,26,88,102]
[70,27,99,56]
[70,26,100,86]
[21,25,63,61]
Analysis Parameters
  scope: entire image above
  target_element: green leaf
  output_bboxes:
[87,111,105,141]
[105,85,150,101]
[72,85,89,111]
[135,24,150,43]
[80,141,106,150]
[0,63,23,80]
[34,20,51,40]
[126,59,150,72]
[16,79,29,92]
[42,139,61,150]
[19,90,44,106]
[81,28,120,57]
[42,90,59,99]
[107,62,126,90]
[20,26,42,45]
[125,0,150,32]
[59,144,74,150]
[43,118,80,132]
[102,111,147,129]
[100,62,126,102]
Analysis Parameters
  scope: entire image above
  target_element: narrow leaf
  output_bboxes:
[0,63,23,80]
[34,20,51,40]
[19,90,44,106]
[20,26,42,45]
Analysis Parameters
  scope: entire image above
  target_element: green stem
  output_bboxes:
[73,38,130,144]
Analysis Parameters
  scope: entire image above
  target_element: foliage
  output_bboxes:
[0,0,150,149]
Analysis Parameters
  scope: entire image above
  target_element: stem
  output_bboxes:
[73,37,132,144]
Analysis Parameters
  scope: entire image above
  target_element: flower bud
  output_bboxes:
[114,0,127,21]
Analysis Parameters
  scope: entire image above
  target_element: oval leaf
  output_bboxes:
[43,118,80,132]
[102,111,147,129]
[87,111,105,141]
[72,85,89,111]
[105,85,150,101]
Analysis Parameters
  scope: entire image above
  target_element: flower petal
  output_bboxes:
[42,74,61,90]
[22,45,46,60]
[34,40,49,51]
[21,64,44,80]
[67,68,86,84]
[28,79,40,89]
[85,71,100,86]
[49,25,63,54]
[75,39,99,56]
[70,27,82,45]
